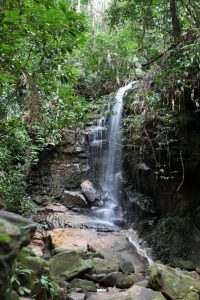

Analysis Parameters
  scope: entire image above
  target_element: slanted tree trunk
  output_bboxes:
[77,0,81,12]
[170,0,181,42]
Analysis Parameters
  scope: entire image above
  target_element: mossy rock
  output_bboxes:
[88,258,118,275]
[4,291,20,300]
[117,273,145,289]
[49,251,94,280]
[171,258,196,270]
[119,259,135,274]
[69,278,97,292]
[149,263,200,300]
[17,249,49,276]
[100,272,124,287]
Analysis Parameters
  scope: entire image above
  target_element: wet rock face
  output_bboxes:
[0,211,36,299]
[28,128,93,202]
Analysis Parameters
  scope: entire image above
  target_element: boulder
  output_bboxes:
[119,259,135,274]
[0,211,36,299]
[88,258,119,275]
[116,273,145,289]
[61,190,88,208]
[149,263,200,300]
[100,272,124,287]
[49,251,94,279]
[80,180,101,204]
[128,285,166,299]
[69,278,96,292]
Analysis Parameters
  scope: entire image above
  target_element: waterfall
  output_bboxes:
[92,81,137,225]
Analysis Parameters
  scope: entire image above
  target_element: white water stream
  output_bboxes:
[92,82,138,225]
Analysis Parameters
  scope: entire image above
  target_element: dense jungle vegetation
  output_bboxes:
[0,0,199,222]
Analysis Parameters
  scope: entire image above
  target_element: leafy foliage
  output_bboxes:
[0,0,89,212]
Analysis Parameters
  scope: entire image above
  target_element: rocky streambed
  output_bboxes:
[1,206,200,300]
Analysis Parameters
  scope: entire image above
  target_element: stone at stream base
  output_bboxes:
[69,278,97,292]
[80,180,101,204]
[61,190,88,208]
[85,285,166,300]
[49,251,94,280]
[149,263,200,300]
[0,210,36,299]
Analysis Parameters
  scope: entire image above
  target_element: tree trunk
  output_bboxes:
[170,0,181,42]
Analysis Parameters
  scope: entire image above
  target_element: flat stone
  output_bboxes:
[69,278,97,292]
[48,228,98,250]
[61,190,88,208]
[66,293,86,300]
[37,203,67,213]
[35,204,94,229]
[85,291,130,300]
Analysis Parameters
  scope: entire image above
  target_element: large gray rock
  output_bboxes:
[61,190,88,208]
[80,180,101,204]
[49,250,94,279]
[149,263,200,300]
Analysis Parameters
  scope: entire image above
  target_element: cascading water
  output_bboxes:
[92,81,137,225]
